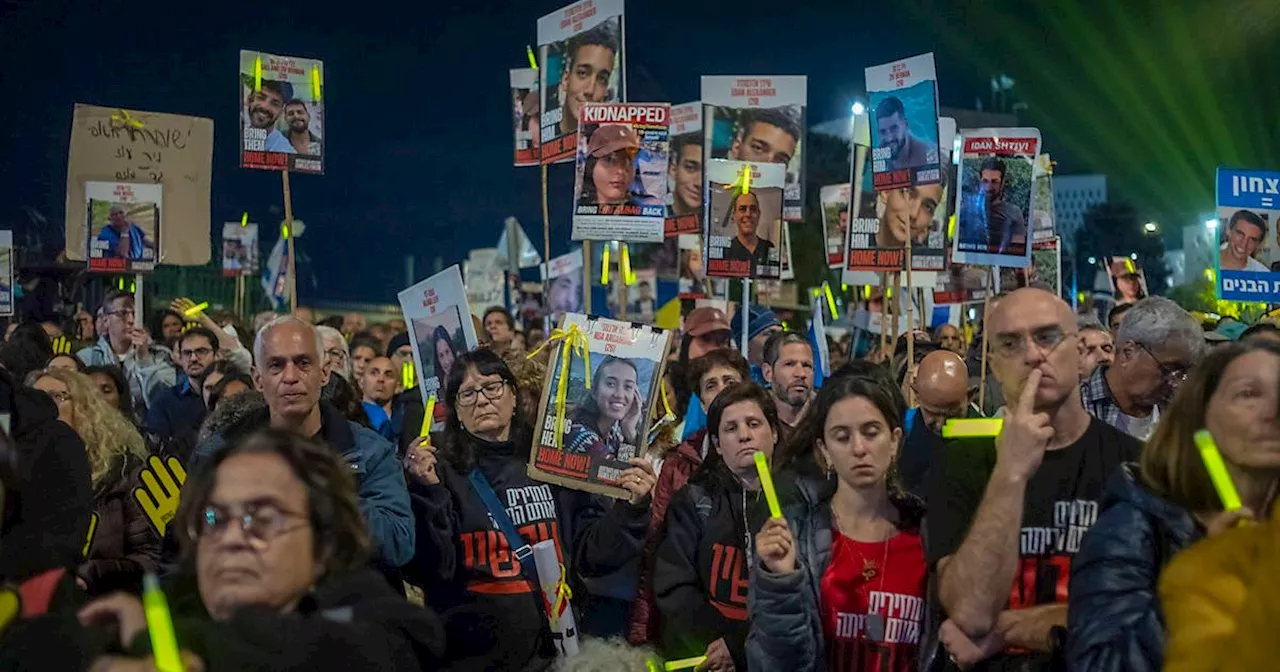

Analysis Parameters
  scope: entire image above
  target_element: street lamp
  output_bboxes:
[1204,217,1218,230]
[1143,221,1158,234]
[851,101,866,116]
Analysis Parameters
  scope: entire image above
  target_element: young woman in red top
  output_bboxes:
[748,373,927,672]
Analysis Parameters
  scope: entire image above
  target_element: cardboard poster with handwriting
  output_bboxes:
[65,105,212,266]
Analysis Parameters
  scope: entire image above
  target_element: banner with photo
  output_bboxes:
[571,103,669,242]
[221,222,259,277]
[703,160,785,279]
[701,76,806,221]
[865,53,942,192]
[844,138,904,272]
[821,183,851,268]
[0,232,13,317]
[65,104,212,266]
[511,68,540,167]
[676,234,725,299]
[464,248,506,318]
[528,314,671,498]
[1105,255,1147,305]
[1032,154,1056,244]
[665,102,703,237]
[398,266,480,431]
[1215,168,1280,303]
[998,236,1062,296]
[537,0,625,165]
[84,181,161,273]
[543,248,586,318]
[239,51,324,174]
[951,128,1040,268]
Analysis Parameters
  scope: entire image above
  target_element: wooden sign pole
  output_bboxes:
[281,169,298,314]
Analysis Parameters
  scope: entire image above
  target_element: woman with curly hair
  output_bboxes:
[27,368,160,595]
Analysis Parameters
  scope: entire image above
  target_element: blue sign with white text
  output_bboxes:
[1215,167,1280,303]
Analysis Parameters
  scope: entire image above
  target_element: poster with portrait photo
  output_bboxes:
[239,50,324,174]
[701,76,806,221]
[625,269,658,321]
[1032,154,1056,244]
[951,128,1040,268]
[703,160,784,279]
[543,248,586,318]
[0,232,13,317]
[1105,256,1148,306]
[511,68,540,167]
[397,265,481,431]
[538,0,625,165]
[676,234,725,299]
[572,103,669,242]
[528,313,671,498]
[865,53,941,192]
[1215,168,1280,303]
[464,249,506,319]
[221,222,259,278]
[998,237,1062,296]
[666,102,703,238]
[821,183,851,268]
[84,181,160,273]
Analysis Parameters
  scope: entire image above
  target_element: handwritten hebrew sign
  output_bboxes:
[65,104,212,266]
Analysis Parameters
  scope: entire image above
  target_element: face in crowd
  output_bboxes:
[254,321,329,423]
[360,356,397,406]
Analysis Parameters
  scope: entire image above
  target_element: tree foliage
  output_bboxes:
[1073,201,1168,295]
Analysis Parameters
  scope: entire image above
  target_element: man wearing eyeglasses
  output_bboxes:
[76,290,177,412]
[192,316,414,568]
[146,326,220,448]
[927,288,1142,670]
[1080,296,1204,441]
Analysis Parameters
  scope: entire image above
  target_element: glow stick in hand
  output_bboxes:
[664,656,707,671]
[420,394,436,438]
[753,451,782,519]
[142,573,183,672]
[1194,429,1243,511]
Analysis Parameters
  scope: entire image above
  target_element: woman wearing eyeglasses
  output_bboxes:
[75,428,445,671]
[402,348,657,671]
[27,368,160,596]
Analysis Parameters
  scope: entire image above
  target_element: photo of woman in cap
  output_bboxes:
[1108,257,1147,305]
[564,355,644,461]
[578,123,641,207]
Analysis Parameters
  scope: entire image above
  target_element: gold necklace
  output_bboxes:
[831,502,894,582]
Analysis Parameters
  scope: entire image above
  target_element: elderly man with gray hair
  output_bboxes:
[1080,297,1204,440]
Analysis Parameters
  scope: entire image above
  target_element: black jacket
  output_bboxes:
[78,456,162,596]
[1066,463,1200,672]
[0,368,93,583]
[403,437,648,672]
[135,568,445,671]
[652,475,756,670]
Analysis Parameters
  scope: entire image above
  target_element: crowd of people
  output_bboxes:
[0,284,1278,671]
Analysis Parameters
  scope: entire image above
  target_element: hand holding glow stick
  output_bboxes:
[753,451,782,519]
[420,394,436,438]
[1194,429,1243,512]
[142,573,182,672]
[664,656,707,671]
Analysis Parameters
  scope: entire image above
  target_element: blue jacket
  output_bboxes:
[145,377,207,446]
[76,337,177,411]
[1067,463,1200,672]
[191,401,415,567]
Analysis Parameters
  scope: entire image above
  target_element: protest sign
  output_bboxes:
[537,0,625,165]
[952,128,1041,268]
[464,248,506,318]
[543,248,586,318]
[528,314,671,498]
[703,160,785,279]
[0,232,12,317]
[261,220,304,310]
[65,105,212,267]
[666,102,703,237]
[702,76,806,221]
[676,234,723,298]
[221,222,259,277]
[1032,154,1056,244]
[84,182,161,273]
[866,53,942,192]
[998,237,1062,296]
[625,269,658,321]
[571,103,669,242]
[239,51,324,174]
[1215,168,1280,303]
[511,68,541,167]
[844,140,904,272]
[398,266,480,431]
[1106,255,1148,305]
[821,184,851,268]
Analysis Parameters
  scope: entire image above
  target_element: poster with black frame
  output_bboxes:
[528,313,671,498]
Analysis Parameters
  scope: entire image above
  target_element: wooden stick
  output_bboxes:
[905,237,914,407]
[890,272,900,353]
[541,164,551,302]
[978,289,992,416]
[879,277,889,353]
[281,169,297,314]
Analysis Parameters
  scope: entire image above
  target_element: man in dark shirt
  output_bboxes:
[146,326,219,446]
[899,349,970,497]
[927,288,1140,670]
[722,191,775,274]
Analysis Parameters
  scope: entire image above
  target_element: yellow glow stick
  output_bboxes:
[526,45,538,70]
[182,301,208,317]
[253,56,262,92]
[665,656,707,671]
[823,282,838,319]
[142,573,182,672]
[740,165,751,194]
[1194,430,1243,512]
[420,394,435,438]
[311,64,321,99]
[754,451,782,518]
[282,223,290,239]
[401,362,414,390]
[240,212,248,228]
[942,418,1004,439]
[601,244,611,285]
[621,243,634,285]
[1124,258,1137,274]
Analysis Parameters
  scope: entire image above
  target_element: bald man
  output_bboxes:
[899,350,970,497]
[925,288,1141,670]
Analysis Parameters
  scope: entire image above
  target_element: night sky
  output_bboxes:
[3,0,1274,302]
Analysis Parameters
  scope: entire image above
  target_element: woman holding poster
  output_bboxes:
[564,356,644,460]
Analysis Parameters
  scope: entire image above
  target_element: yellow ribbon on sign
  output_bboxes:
[546,562,574,628]
[527,324,592,449]
[110,109,144,130]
